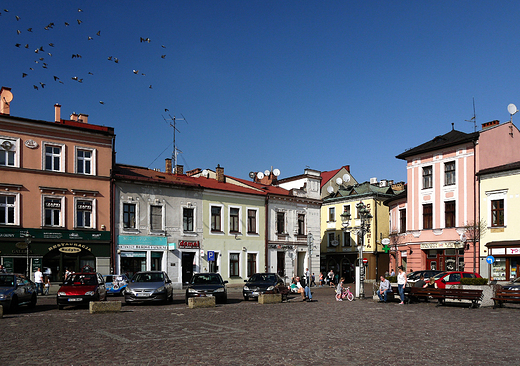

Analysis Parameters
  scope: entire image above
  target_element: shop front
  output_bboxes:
[178,240,201,284]
[0,228,110,281]
[420,241,466,272]
[486,241,520,281]
[116,235,169,278]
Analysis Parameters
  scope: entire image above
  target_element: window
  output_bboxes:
[76,199,93,228]
[328,207,335,222]
[44,197,62,226]
[183,207,194,232]
[229,207,240,233]
[0,194,16,225]
[44,144,64,171]
[328,232,336,247]
[76,148,94,175]
[444,161,455,186]
[247,253,256,277]
[399,209,406,233]
[150,205,163,231]
[276,212,285,234]
[343,205,351,217]
[445,201,455,228]
[230,253,239,277]
[297,214,305,235]
[247,209,257,234]
[123,203,136,229]
[423,204,432,229]
[211,206,222,232]
[491,199,504,227]
[0,138,17,167]
[343,231,351,247]
[423,166,432,189]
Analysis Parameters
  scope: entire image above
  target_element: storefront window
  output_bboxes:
[151,252,162,271]
[510,259,518,280]
[491,258,506,281]
[121,252,146,278]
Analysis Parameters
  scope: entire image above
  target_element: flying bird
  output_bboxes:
[161,55,166,59]
[88,72,93,75]
[162,45,166,48]
[53,76,59,81]
[39,46,44,52]
[15,43,20,47]
[133,70,139,74]
[114,58,119,63]
[78,8,83,12]
[16,30,21,34]
[64,22,69,26]
[107,56,112,61]
[34,49,39,53]
[42,63,48,69]
[96,30,100,36]
[39,57,44,61]
[33,85,38,90]
[24,44,29,48]
[39,82,45,88]
[72,76,78,80]
[88,36,93,40]
[72,54,82,58]
[49,43,54,47]
[15,15,19,20]
[165,108,169,112]
[22,73,27,78]
[99,101,104,105]
[27,28,32,32]
[149,85,152,89]
[48,52,52,56]
[77,19,82,25]
[3,9,8,12]
[140,37,151,43]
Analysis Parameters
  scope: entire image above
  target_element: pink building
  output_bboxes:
[387,121,520,275]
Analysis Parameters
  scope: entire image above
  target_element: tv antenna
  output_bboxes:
[465,97,477,132]
[162,113,188,173]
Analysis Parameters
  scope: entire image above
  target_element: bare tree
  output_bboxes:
[463,219,487,271]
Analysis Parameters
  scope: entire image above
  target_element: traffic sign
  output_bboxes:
[207,251,215,261]
[486,255,495,264]
[362,258,368,264]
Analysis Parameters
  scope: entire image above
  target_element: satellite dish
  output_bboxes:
[273,168,280,177]
[257,172,264,179]
[202,169,209,177]
[508,103,518,115]
[327,186,334,194]
[2,90,13,103]
[264,170,270,176]
[343,174,351,182]
[336,178,343,185]
[249,172,255,179]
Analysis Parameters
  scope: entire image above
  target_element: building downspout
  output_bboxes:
[264,196,269,273]
[110,136,116,274]
[473,139,478,273]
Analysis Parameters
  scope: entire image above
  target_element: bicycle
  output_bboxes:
[335,286,355,302]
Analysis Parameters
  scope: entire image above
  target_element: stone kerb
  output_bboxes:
[258,293,282,304]
[89,301,122,314]
[188,296,216,308]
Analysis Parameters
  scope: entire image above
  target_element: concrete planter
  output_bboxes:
[258,293,282,304]
[188,296,216,308]
[89,301,122,314]
[446,284,499,308]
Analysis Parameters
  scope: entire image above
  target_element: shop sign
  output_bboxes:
[118,235,167,246]
[491,248,506,255]
[420,242,463,250]
[507,248,520,255]
[118,245,166,251]
[493,247,520,256]
[48,242,92,252]
[178,240,200,249]
[120,252,146,258]
[59,247,82,253]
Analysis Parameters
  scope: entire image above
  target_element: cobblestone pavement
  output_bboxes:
[1,285,518,366]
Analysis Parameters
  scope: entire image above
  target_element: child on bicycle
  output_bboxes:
[335,277,345,301]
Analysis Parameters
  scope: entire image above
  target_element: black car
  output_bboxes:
[185,273,228,304]
[502,277,520,290]
[243,273,285,301]
[0,273,37,311]
[407,270,442,284]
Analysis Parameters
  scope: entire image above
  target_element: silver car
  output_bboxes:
[0,273,37,311]
[124,271,173,305]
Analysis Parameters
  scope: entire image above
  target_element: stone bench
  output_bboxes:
[188,296,216,308]
[258,293,282,304]
[89,301,121,314]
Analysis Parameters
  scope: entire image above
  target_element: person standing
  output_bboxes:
[378,275,391,303]
[318,272,324,287]
[0,264,6,273]
[310,273,316,287]
[43,276,51,295]
[328,269,335,287]
[397,266,407,305]
[34,267,44,295]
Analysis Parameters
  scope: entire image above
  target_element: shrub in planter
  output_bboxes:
[386,276,397,283]
[460,277,488,285]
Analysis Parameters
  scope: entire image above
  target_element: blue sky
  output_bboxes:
[2,1,520,184]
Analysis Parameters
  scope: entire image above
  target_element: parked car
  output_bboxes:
[125,271,173,305]
[185,273,228,304]
[407,270,442,284]
[432,271,482,289]
[57,272,107,310]
[502,277,520,291]
[243,273,285,301]
[0,273,37,311]
[103,274,129,296]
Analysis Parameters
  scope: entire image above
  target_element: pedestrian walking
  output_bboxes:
[34,267,44,295]
[318,272,324,287]
[43,276,51,295]
[328,269,335,287]
[397,266,407,305]
[310,273,316,287]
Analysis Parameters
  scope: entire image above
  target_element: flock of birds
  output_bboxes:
[3,7,169,104]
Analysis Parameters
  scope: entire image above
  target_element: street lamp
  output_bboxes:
[21,232,32,277]
[340,201,372,299]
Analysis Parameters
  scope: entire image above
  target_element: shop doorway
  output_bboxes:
[182,252,195,284]
[297,252,306,278]
[43,249,96,282]
[277,251,285,277]
[151,252,163,271]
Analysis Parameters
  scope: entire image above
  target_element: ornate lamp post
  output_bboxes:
[340,201,372,299]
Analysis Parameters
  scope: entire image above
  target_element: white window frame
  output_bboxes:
[0,136,20,167]
[42,141,65,172]
[121,199,139,232]
[246,251,259,276]
[42,195,65,227]
[228,205,242,235]
[182,205,196,235]
[149,203,165,234]
[486,190,508,228]
[0,192,20,225]
[74,197,96,229]
[75,146,96,175]
[209,204,224,234]
[246,207,259,236]
[228,251,242,278]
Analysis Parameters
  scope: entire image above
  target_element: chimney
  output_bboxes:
[165,158,172,174]
[0,87,13,115]
[54,103,61,122]
[70,113,78,121]
[175,165,184,175]
[216,164,225,183]
[78,113,88,123]
[186,168,202,177]
[482,120,499,131]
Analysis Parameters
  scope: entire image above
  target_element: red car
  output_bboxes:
[57,272,107,310]
[432,271,482,289]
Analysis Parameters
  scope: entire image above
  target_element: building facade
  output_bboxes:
[0,87,115,280]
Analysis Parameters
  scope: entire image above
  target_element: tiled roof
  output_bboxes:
[324,182,396,202]
[231,176,291,196]
[320,166,349,188]
[476,161,520,176]
[396,129,479,160]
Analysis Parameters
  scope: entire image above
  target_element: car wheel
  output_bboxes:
[10,295,18,312]
[243,296,249,301]
[221,296,228,304]
[185,297,189,305]
[119,288,126,297]
[58,304,64,310]
[29,293,37,308]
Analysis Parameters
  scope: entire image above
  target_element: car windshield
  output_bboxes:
[0,275,15,287]
[133,273,164,282]
[249,274,277,283]
[191,274,222,285]
[64,274,97,285]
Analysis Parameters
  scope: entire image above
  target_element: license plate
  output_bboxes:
[137,293,150,297]
[68,298,82,302]
[252,292,259,296]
